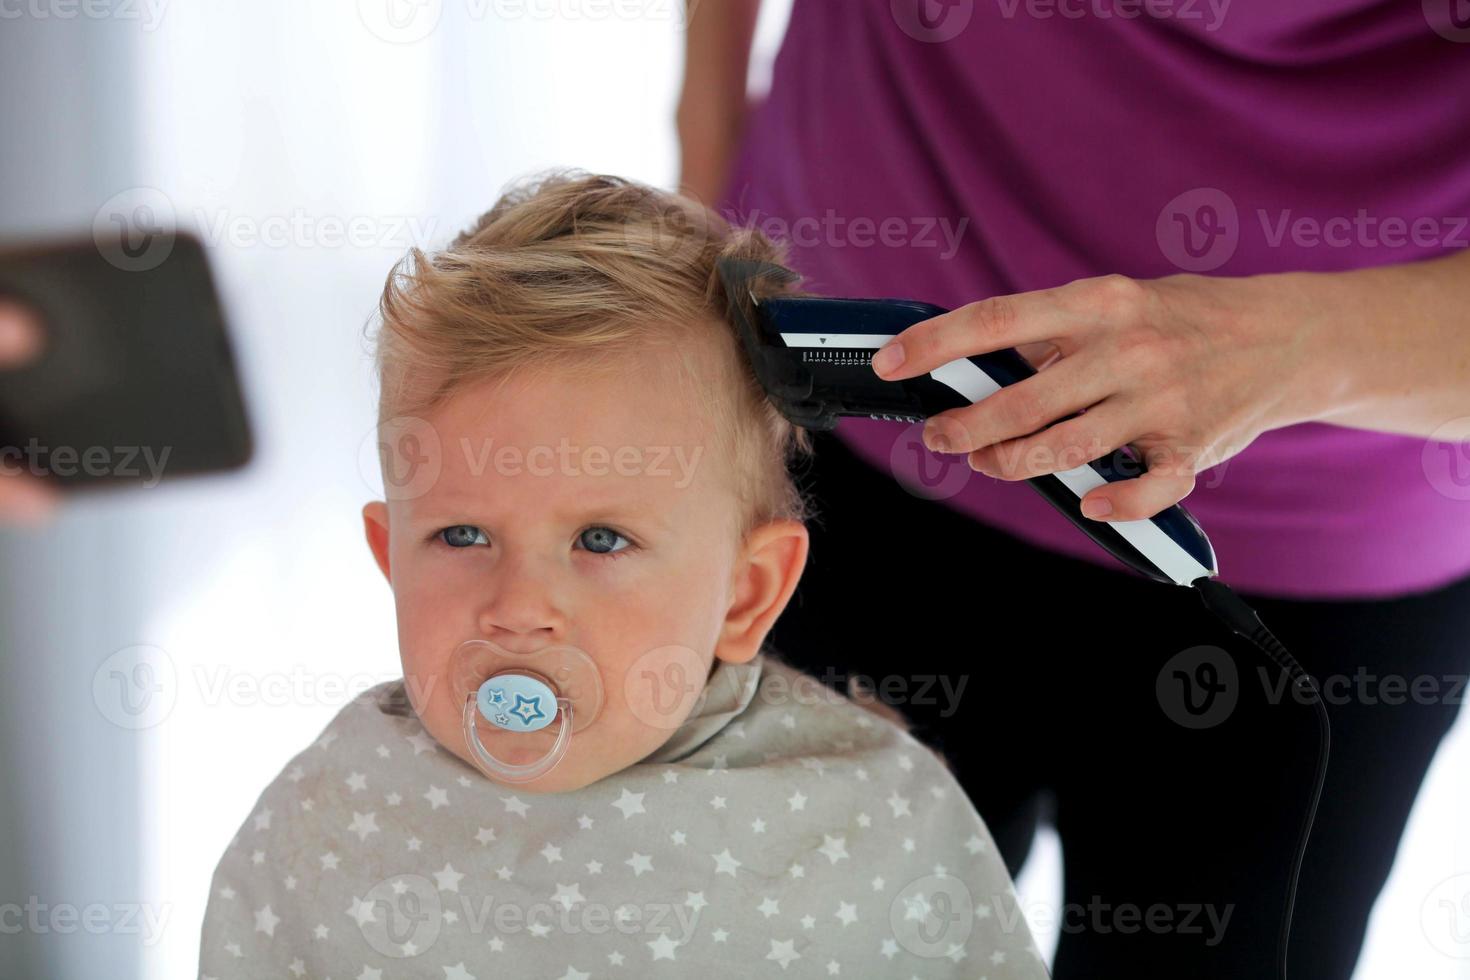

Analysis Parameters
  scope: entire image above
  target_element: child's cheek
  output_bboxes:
[395,632,459,751]
[619,642,710,719]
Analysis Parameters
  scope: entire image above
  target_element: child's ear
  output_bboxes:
[716,519,810,665]
[362,501,392,583]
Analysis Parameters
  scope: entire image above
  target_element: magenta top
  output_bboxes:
[719,0,1470,600]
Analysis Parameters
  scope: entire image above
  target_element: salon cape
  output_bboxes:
[198,649,1051,979]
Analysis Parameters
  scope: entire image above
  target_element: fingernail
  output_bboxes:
[1082,497,1113,519]
[871,342,904,377]
[923,422,952,453]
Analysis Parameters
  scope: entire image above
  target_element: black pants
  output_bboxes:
[767,430,1470,978]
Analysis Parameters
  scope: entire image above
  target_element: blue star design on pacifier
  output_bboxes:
[509,693,546,726]
[476,673,558,734]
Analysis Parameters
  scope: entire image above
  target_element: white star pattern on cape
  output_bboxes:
[768,937,801,969]
[712,848,741,876]
[252,905,278,937]
[611,788,645,818]
[347,811,378,841]
[197,652,1048,980]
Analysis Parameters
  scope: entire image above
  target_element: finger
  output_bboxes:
[1015,341,1061,371]
[1079,464,1196,523]
[924,350,1116,455]
[870,286,1084,381]
[0,472,60,526]
[966,399,1133,481]
[0,301,45,368]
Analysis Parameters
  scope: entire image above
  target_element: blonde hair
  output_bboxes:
[366,168,815,540]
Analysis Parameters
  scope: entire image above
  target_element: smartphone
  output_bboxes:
[0,231,254,489]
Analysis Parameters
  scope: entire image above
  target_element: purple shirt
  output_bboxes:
[720,0,1470,600]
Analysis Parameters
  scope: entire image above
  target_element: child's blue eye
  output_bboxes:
[440,525,488,548]
[577,526,632,557]
[435,525,634,558]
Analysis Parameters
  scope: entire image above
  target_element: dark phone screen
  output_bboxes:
[0,233,253,488]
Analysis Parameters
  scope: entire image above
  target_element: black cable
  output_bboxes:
[1191,576,1331,980]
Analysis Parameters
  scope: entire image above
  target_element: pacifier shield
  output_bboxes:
[450,638,606,783]
[477,673,556,733]
[451,639,603,733]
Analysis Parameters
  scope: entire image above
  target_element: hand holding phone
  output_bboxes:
[0,232,254,517]
[0,301,60,524]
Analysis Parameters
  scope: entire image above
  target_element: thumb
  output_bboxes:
[0,302,46,369]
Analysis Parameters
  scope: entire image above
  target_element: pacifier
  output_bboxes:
[450,639,604,783]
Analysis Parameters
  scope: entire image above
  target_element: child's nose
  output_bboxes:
[478,624,558,655]
[475,580,565,647]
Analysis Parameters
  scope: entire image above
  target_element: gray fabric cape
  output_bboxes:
[199,649,1050,979]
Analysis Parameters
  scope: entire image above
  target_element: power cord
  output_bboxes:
[1191,576,1331,980]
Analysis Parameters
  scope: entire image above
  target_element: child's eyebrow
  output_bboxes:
[407,497,675,533]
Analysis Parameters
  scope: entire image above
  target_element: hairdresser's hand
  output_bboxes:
[0,301,59,525]
[870,273,1332,522]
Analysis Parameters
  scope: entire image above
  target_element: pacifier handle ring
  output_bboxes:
[461,694,574,784]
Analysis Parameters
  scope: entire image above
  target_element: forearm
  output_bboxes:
[676,0,761,202]
[1275,249,1470,439]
